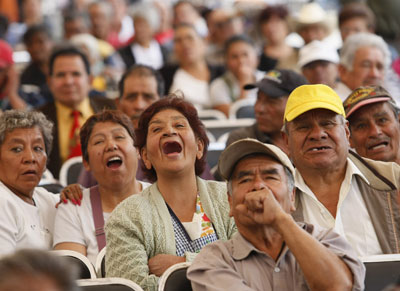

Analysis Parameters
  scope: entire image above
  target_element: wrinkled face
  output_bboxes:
[141,109,204,177]
[298,24,327,44]
[48,55,91,108]
[254,91,288,134]
[340,17,370,42]
[349,102,400,163]
[229,156,294,226]
[0,127,47,201]
[84,121,138,187]
[302,60,338,88]
[26,32,52,64]
[174,26,205,65]
[226,41,258,77]
[117,75,160,129]
[260,15,288,44]
[284,109,350,172]
[341,46,385,90]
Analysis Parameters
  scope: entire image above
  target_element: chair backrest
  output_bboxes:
[95,247,107,278]
[206,142,225,170]
[51,250,96,279]
[158,262,192,291]
[59,156,83,187]
[229,99,255,119]
[203,118,254,141]
[361,254,400,291]
[198,109,227,121]
[78,278,144,291]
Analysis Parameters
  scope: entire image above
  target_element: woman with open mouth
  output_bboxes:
[0,110,58,255]
[105,96,236,290]
[53,110,150,266]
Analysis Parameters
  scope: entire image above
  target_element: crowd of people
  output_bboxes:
[0,0,400,290]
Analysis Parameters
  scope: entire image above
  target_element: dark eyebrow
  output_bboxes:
[260,168,279,176]
[235,170,253,180]
[235,168,280,180]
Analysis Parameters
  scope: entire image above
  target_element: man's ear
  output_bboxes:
[289,188,296,212]
[228,192,234,217]
[140,147,152,170]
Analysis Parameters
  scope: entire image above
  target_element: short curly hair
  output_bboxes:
[0,110,54,157]
[135,95,209,182]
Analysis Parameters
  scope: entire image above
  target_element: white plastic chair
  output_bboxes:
[228,98,256,119]
[59,156,83,187]
[51,249,96,279]
[95,247,107,278]
[158,262,192,291]
[197,109,227,121]
[78,278,144,291]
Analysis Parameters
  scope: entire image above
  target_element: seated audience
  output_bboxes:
[337,32,391,100]
[53,110,150,265]
[161,24,224,109]
[291,2,335,45]
[116,3,168,70]
[282,84,400,256]
[37,45,115,179]
[205,7,244,66]
[226,69,307,153]
[210,35,263,117]
[20,24,53,104]
[298,40,339,90]
[0,249,79,291]
[0,110,58,255]
[172,1,208,38]
[257,5,299,72]
[338,2,375,43]
[344,85,400,165]
[188,138,365,291]
[105,96,236,291]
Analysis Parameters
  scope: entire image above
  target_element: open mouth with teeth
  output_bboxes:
[368,141,388,151]
[308,146,331,152]
[107,156,123,169]
[163,141,182,155]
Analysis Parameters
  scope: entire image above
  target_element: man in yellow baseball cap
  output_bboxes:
[282,84,400,256]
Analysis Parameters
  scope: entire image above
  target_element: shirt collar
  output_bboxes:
[295,157,370,196]
[55,97,93,119]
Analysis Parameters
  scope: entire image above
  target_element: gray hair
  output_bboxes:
[227,161,295,195]
[0,249,79,291]
[130,3,161,32]
[0,110,54,156]
[340,32,391,71]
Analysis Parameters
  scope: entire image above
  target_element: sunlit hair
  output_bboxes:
[0,110,53,156]
[80,110,135,162]
[135,95,209,182]
[340,32,390,71]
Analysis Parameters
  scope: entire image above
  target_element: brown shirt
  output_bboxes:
[187,222,365,291]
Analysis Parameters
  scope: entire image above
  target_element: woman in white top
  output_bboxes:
[0,110,58,255]
[53,110,150,265]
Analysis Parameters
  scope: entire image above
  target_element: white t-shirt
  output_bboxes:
[0,181,59,256]
[169,68,211,110]
[53,181,151,265]
[131,40,164,70]
[296,158,383,256]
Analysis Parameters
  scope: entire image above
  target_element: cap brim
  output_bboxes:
[218,138,294,180]
[346,97,391,118]
[285,101,344,122]
[244,80,288,98]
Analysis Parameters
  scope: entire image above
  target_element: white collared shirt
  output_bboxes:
[295,158,383,256]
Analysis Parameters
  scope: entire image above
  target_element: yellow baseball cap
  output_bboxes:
[284,84,345,122]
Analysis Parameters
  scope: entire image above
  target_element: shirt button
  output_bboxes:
[274,267,280,273]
